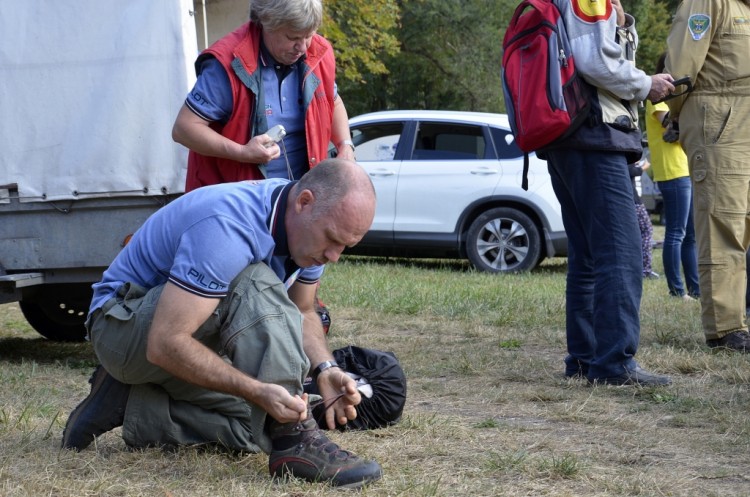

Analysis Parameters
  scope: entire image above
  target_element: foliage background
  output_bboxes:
[321,0,679,117]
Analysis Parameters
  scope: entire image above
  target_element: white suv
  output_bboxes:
[343,110,567,273]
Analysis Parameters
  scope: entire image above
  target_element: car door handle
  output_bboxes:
[470,168,499,175]
[369,169,396,177]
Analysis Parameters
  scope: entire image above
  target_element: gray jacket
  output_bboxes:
[548,0,650,158]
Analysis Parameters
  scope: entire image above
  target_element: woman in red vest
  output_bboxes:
[172,0,355,191]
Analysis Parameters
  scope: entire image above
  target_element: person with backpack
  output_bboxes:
[513,0,674,385]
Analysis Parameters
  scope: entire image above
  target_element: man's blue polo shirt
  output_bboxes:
[89,179,324,315]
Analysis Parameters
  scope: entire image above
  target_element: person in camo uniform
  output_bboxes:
[665,0,750,352]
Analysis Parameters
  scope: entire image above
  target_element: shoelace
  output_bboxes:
[296,392,355,460]
[308,392,346,428]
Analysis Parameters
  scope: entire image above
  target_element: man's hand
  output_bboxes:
[256,385,308,424]
[611,0,625,26]
[316,368,361,430]
[648,74,676,103]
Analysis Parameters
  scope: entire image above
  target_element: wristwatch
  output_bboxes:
[337,139,355,153]
[311,360,340,380]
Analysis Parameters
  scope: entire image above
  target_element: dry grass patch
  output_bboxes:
[2,253,750,496]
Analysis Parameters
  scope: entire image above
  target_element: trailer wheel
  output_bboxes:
[19,284,91,342]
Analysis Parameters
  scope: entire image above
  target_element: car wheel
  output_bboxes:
[466,207,542,273]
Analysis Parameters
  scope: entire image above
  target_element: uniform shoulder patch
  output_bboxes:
[688,14,711,40]
[572,0,612,22]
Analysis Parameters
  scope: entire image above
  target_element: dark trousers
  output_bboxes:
[546,148,641,379]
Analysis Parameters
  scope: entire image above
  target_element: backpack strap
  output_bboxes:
[522,152,530,191]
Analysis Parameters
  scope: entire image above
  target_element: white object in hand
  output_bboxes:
[267,124,286,143]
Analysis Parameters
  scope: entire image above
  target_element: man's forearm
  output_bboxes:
[145,283,264,403]
[148,328,263,400]
[301,308,334,372]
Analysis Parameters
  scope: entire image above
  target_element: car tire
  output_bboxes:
[466,207,542,273]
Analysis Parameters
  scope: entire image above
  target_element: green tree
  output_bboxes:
[662,0,681,14]
[623,0,673,73]
[320,0,400,116]
[327,0,518,116]
[388,0,515,113]
[324,0,676,117]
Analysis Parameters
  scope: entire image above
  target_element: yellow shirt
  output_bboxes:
[644,100,689,182]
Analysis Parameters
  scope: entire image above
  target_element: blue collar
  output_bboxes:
[268,181,298,255]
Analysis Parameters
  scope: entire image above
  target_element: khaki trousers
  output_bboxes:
[680,90,750,339]
[87,263,309,453]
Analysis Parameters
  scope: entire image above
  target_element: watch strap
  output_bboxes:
[311,360,340,380]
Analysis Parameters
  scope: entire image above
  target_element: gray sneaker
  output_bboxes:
[268,415,382,488]
[588,365,672,387]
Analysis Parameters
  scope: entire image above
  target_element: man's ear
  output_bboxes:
[295,188,315,213]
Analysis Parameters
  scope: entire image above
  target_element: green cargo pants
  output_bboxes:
[87,263,309,454]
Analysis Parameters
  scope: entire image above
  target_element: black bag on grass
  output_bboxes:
[304,345,407,431]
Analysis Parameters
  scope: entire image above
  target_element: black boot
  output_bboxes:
[61,365,131,451]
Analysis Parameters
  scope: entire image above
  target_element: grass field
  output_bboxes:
[2,240,750,496]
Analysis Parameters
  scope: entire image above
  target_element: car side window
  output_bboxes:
[489,127,523,159]
[350,123,403,161]
[413,123,487,160]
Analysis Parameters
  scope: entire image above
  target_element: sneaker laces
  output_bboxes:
[309,392,346,426]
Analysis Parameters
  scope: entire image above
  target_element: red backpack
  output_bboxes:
[501,0,590,188]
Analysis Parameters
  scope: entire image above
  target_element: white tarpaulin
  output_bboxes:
[0,0,197,202]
